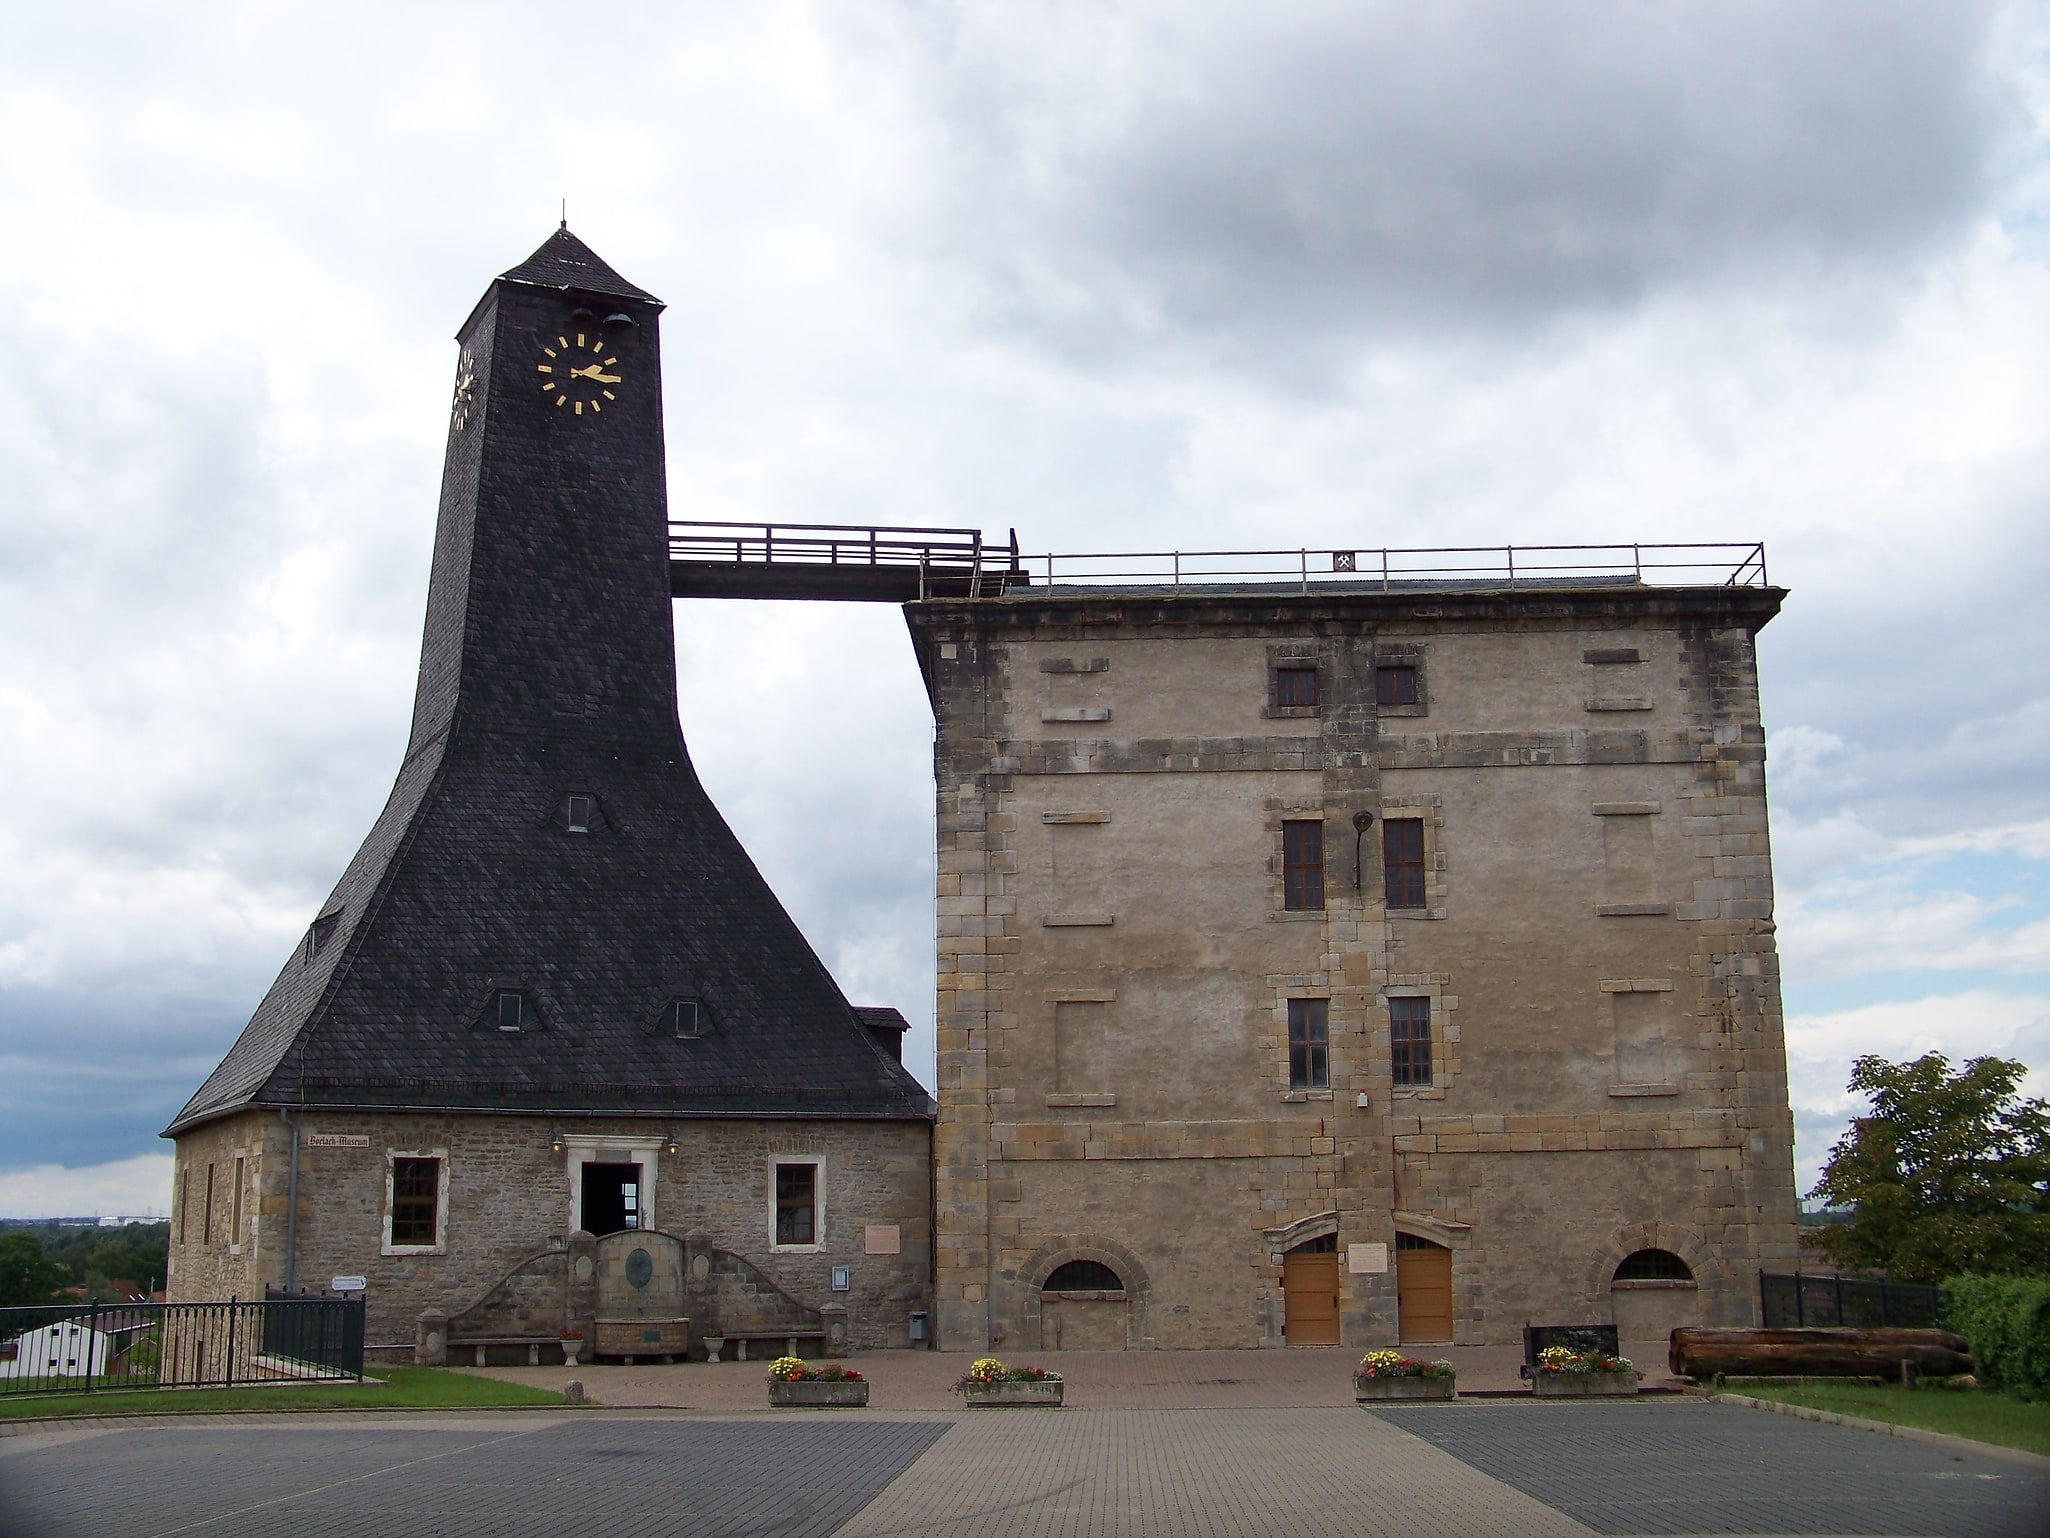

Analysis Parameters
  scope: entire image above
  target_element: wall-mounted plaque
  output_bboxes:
[1348,1242,1389,1275]
[864,1224,901,1256]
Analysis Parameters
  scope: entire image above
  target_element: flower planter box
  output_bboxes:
[768,1379,870,1408]
[962,1379,1064,1407]
[1532,1372,1639,1398]
[1354,1375,1455,1403]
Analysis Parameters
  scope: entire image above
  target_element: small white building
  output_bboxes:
[0,1319,115,1380]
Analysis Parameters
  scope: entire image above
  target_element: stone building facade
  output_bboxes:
[908,582,1799,1351]
[165,229,934,1360]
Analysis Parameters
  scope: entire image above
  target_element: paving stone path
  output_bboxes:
[2,1394,2043,1537]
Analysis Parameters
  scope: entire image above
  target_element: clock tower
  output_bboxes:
[167,228,933,1338]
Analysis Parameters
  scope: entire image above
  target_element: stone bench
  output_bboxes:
[702,1331,826,1363]
[450,1334,560,1367]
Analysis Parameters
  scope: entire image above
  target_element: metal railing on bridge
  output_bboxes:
[0,1294,364,1397]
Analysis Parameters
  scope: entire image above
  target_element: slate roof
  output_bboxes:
[498,225,663,304]
[167,233,930,1135]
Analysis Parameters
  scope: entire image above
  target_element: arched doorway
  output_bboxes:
[1282,1235,1341,1346]
[1609,1248,1698,1344]
[1395,1233,1453,1343]
[1040,1259,1128,1350]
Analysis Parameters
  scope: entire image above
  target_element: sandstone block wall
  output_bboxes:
[167,1111,931,1351]
[913,585,1798,1350]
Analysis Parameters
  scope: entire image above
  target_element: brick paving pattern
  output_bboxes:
[1374,1399,2050,1537]
[0,1414,947,1538]
[835,1406,1591,1538]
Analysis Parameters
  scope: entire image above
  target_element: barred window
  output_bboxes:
[1288,999,1329,1091]
[390,1157,441,1248]
[1283,820,1325,911]
[1391,997,1432,1087]
[1383,819,1426,909]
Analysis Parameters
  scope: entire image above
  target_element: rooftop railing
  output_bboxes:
[1008,541,1768,593]
[666,523,1768,600]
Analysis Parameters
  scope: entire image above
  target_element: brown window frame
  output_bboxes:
[1274,666,1319,709]
[1288,999,1330,1090]
[203,1163,216,1248]
[230,1156,245,1247]
[177,1169,189,1246]
[1375,664,1419,707]
[1282,820,1325,911]
[775,1162,818,1246]
[1383,819,1426,909]
[1391,996,1433,1086]
[390,1156,441,1248]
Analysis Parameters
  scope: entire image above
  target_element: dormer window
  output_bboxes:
[563,794,595,833]
[304,909,343,963]
[662,999,707,1039]
[495,991,529,1031]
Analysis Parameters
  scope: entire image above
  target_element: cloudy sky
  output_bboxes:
[1,1,2045,1217]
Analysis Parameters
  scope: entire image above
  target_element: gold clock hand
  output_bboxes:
[586,371,621,384]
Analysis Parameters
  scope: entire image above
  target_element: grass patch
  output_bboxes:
[0,1368,564,1420]
[1733,1381,2050,1457]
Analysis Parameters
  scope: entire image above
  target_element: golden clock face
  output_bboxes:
[450,349,477,431]
[536,330,622,416]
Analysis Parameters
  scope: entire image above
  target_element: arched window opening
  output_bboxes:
[1043,1260,1124,1293]
[1288,1233,1338,1255]
[1613,1248,1694,1282]
[1395,1231,1448,1252]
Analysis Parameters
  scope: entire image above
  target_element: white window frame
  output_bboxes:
[770,1156,825,1253]
[382,1148,450,1256]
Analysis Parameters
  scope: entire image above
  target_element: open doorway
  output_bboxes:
[581,1161,642,1236]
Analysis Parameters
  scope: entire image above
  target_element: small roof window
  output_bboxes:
[493,990,533,1032]
[561,794,597,833]
[661,999,709,1039]
[304,909,343,963]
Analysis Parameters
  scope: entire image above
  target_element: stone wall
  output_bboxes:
[168,1110,931,1351]
[914,585,1798,1350]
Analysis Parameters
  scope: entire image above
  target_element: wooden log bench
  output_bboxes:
[1670,1327,1973,1383]
[702,1331,826,1364]
[450,1334,559,1367]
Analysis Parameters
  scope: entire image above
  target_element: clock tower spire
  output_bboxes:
[168,229,930,1136]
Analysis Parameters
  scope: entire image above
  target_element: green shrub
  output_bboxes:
[1943,1274,2050,1401]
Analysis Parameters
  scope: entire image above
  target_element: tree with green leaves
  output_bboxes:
[0,1231,65,1308]
[1810,1052,2050,1282]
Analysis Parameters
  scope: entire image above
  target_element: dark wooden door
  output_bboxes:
[1396,1244,1453,1342]
[1282,1253,1341,1345]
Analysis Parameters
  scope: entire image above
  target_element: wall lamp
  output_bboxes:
[1351,810,1375,891]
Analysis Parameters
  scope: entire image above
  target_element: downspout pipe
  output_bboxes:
[280,1108,301,1293]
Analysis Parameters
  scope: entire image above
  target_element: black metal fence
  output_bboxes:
[1759,1271,1944,1329]
[0,1296,364,1396]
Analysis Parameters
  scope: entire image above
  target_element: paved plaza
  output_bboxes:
[2,1354,2045,1537]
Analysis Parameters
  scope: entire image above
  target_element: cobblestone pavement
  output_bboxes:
[1,1397,2042,1537]
[1373,1400,2050,1538]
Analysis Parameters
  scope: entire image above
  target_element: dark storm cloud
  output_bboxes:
[907,1,2015,362]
